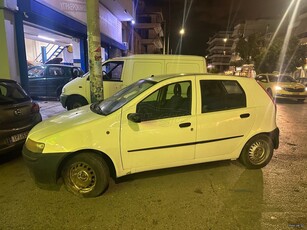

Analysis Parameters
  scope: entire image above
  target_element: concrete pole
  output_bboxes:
[86,0,103,102]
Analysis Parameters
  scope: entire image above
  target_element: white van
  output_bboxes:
[60,54,207,110]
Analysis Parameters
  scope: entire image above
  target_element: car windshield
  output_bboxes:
[278,75,296,82]
[90,79,156,115]
[0,81,30,105]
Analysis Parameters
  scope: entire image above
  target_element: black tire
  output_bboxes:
[239,134,273,169]
[66,95,88,110]
[297,99,305,103]
[62,152,109,198]
[267,88,273,97]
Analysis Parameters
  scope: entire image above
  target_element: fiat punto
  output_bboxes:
[255,74,307,102]
[23,73,279,197]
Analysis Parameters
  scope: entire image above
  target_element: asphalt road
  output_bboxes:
[0,100,306,230]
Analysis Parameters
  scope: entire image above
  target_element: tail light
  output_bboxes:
[31,102,40,114]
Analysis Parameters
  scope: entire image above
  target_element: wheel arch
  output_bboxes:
[56,149,117,182]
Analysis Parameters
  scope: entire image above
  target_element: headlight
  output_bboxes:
[25,138,45,153]
[305,87,307,92]
[275,86,282,91]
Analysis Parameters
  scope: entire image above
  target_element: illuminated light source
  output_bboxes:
[131,20,135,25]
[179,28,185,35]
[223,38,228,42]
[38,35,55,42]
[275,86,282,91]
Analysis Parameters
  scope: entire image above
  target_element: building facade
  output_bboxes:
[207,31,233,73]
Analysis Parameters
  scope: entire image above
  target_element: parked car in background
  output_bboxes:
[0,79,42,156]
[297,78,307,87]
[23,73,279,197]
[28,64,84,99]
[255,73,307,102]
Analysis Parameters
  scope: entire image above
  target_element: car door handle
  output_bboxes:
[240,113,250,118]
[179,122,191,128]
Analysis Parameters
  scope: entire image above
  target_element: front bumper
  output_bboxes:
[22,146,69,186]
[59,94,68,108]
[275,93,306,100]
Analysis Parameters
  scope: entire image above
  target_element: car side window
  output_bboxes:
[48,67,64,77]
[102,61,124,81]
[136,81,191,121]
[201,80,246,113]
[255,75,268,83]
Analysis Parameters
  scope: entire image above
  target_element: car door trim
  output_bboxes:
[127,135,244,153]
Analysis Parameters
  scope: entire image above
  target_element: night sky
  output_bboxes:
[143,0,291,56]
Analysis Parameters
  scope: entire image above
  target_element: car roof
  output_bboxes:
[145,73,254,83]
[0,78,17,84]
[30,64,78,68]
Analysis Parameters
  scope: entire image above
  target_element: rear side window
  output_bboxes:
[200,80,246,113]
[48,67,65,76]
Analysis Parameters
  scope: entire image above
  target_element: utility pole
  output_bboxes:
[86,0,103,102]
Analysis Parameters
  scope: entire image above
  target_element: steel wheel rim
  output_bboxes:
[248,140,269,165]
[69,162,96,193]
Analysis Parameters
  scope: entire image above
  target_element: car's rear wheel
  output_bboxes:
[297,99,305,103]
[66,95,88,110]
[239,134,273,169]
[62,152,109,197]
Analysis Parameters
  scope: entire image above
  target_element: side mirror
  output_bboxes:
[127,113,142,123]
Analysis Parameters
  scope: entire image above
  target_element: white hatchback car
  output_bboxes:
[23,73,279,197]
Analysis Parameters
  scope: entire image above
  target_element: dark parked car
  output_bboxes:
[0,79,42,156]
[28,64,84,99]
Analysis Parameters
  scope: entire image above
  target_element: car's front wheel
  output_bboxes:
[66,95,88,110]
[62,152,110,197]
[239,134,273,169]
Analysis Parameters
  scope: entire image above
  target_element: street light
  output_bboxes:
[179,28,185,35]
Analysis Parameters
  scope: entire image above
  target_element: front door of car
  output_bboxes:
[195,79,256,159]
[120,79,196,171]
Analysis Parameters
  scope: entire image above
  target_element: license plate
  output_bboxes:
[10,132,29,143]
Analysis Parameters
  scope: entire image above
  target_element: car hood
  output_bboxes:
[28,105,102,141]
[278,82,305,88]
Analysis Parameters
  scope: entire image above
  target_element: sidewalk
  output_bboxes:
[36,100,66,120]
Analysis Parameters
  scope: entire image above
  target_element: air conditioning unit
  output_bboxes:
[123,42,129,48]
[0,0,18,11]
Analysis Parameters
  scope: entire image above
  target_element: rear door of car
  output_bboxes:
[46,66,69,97]
[28,66,47,97]
[195,79,256,159]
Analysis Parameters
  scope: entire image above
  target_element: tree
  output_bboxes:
[255,36,307,73]
[235,33,263,64]
[236,33,306,74]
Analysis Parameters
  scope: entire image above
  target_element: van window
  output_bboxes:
[136,81,191,121]
[102,61,124,81]
[200,80,246,113]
